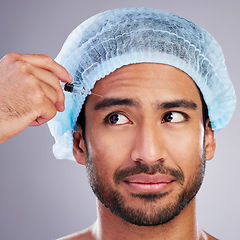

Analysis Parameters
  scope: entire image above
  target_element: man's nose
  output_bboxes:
[130,122,167,164]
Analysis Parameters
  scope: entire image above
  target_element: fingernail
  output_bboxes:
[61,103,65,112]
[68,73,73,82]
[56,103,65,112]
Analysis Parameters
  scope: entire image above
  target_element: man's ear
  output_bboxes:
[204,120,216,161]
[73,127,86,165]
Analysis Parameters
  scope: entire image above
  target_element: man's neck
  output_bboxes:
[58,198,218,240]
[90,198,205,240]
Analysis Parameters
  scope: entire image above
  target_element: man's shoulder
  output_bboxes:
[204,231,219,240]
[57,228,94,240]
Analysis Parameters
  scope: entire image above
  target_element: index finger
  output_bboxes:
[14,53,73,83]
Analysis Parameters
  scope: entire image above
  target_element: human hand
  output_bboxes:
[0,53,72,144]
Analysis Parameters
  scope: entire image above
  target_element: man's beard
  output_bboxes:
[85,149,206,226]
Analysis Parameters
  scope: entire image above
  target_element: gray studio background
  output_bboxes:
[0,0,239,239]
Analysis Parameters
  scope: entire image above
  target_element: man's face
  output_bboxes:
[74,63,215,226]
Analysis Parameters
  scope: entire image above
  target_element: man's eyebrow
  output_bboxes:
[94,98,140,110]
[156,100,198,110]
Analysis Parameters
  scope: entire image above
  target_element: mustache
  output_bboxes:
[114,162,184,185]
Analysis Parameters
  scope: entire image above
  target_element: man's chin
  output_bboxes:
[108,202,183,227]
[95,189,185,226]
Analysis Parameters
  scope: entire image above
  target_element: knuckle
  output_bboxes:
[51,90,58,104]
[24,73,36,86]
[48,72,59,85]
[3,53,19,62]
[14,60,29,74]
[41,54,53,65]
[31,88,45,105]
[17,73,36,89]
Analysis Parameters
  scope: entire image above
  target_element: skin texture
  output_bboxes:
[71,63,217,240]
[0,53,72,143]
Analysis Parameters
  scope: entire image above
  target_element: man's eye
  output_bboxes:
[162,112,188,123]
[106,113,131,125]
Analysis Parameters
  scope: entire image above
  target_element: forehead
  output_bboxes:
[89,63,201,103]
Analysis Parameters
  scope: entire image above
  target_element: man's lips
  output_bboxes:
[123,174,176,193]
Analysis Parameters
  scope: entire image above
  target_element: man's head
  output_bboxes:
[47,7,236,227]
[48,8,236,161]
[72,63,216,225]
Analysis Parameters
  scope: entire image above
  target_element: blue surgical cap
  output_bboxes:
[48,8,237,161]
